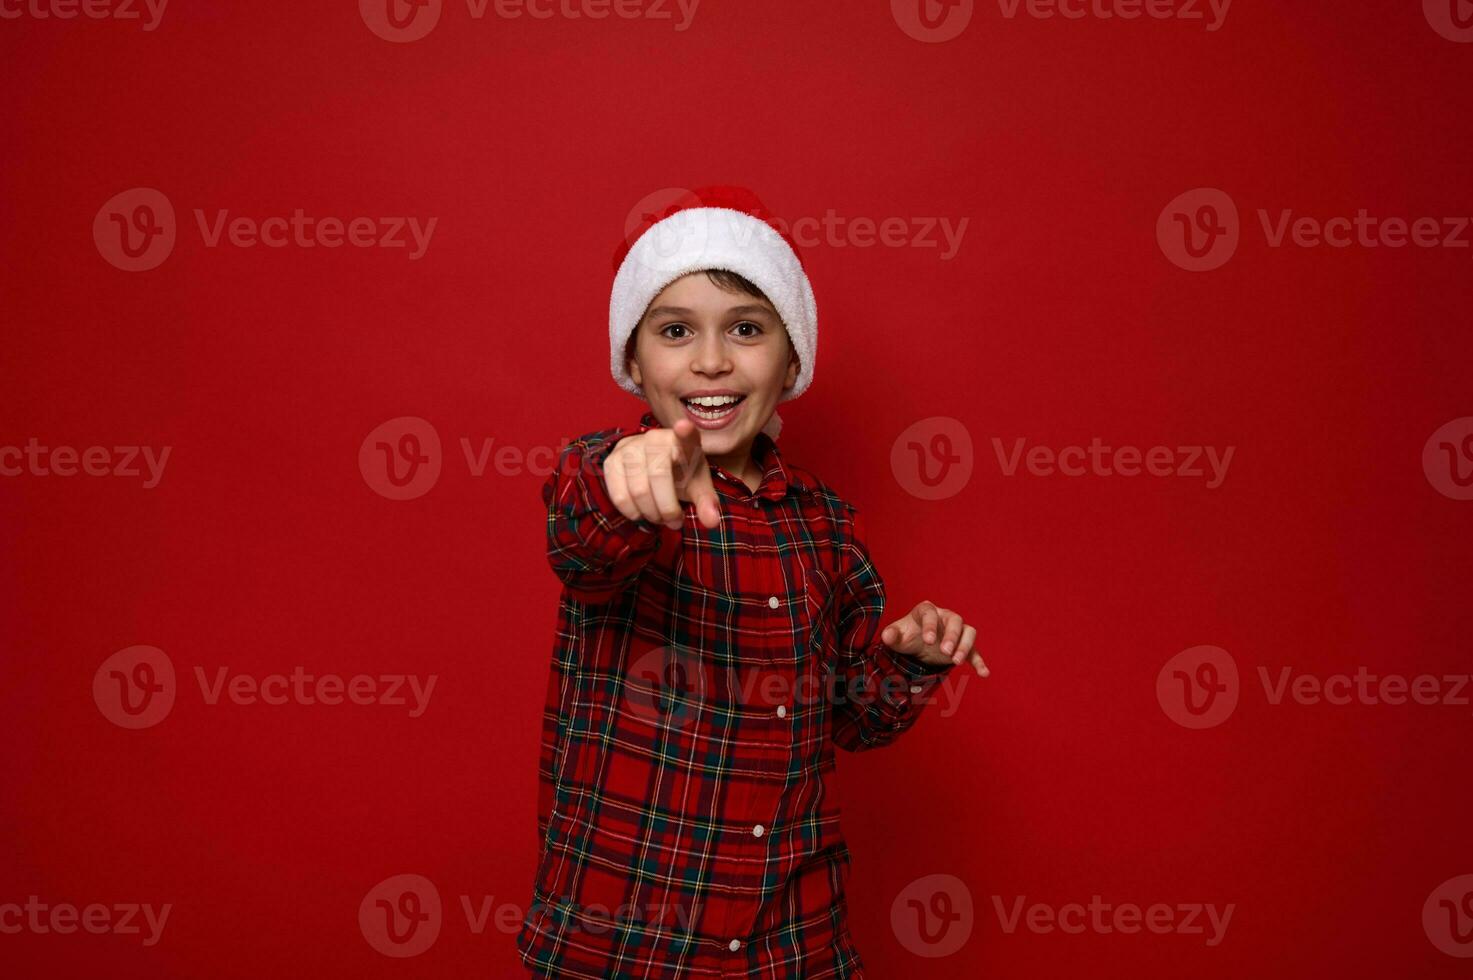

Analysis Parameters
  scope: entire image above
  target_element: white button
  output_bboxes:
[767,596,779,608]
[909,684,923,694]
[728,939,742,951]
[751,499,760,508]
[752,823,765,837]
[776,704,787,719]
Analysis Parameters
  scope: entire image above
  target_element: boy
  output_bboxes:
[515,186,987,978]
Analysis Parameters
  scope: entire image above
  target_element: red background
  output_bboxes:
[3,1,1471,976]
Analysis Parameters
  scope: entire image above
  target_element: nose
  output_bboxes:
[690,327,732,376]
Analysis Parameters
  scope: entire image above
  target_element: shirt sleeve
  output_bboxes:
[828,504,955,753]
[541,427,671,603]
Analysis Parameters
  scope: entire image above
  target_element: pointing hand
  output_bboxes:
[603,418,723,531]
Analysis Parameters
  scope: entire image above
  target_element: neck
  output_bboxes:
[707,448,756,491]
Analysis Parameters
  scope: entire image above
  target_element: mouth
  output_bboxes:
[680,394,746,428]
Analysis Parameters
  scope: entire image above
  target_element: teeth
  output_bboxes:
[685,395,741,407]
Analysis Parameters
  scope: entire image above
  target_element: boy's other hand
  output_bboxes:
[603,418,723,531]
[881,601,989,677]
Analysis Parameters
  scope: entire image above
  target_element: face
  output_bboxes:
[627,271,800,479]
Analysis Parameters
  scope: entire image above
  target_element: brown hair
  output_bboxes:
[624,269,785,368]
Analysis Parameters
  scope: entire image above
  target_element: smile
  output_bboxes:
[680,394,746,428]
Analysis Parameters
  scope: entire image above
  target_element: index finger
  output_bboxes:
[670,417,705,465]
[686,469,723,530]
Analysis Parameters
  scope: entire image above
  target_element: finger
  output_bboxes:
[671,417,705,468]
[916,603,940,647]
[686,470,723,530]
[645,453,684,529]
[621,452,664,525]
[956,624,979,670]
[968,649,989,677]
[884,616,916,653]
[938,610,963,658]
[603,454,640,523]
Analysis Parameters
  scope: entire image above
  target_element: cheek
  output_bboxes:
[636,358,681,390]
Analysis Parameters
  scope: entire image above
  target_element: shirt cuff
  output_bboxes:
[871,639,956,695]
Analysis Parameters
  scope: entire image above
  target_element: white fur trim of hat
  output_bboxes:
[609,186,817,440]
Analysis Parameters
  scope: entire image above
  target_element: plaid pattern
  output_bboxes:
[515,411,955,978]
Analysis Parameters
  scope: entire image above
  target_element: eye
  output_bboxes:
[731,321,762,337]
[659,323,691,339]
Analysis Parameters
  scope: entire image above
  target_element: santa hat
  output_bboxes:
[610,185,817,440]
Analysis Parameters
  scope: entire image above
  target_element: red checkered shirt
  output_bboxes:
[515,411,956,979]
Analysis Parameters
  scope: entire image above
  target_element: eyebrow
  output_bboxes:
[644,304,776,320]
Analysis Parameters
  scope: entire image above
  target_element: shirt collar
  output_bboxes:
[635,410,805,501]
